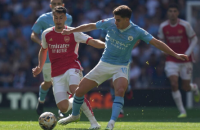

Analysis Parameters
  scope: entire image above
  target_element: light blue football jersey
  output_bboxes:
[96,17,153,65]
[32,12,72,63]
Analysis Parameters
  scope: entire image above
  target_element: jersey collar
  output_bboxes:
[168,18,180,27]
[53,26,67,33]
[119,24,132,33]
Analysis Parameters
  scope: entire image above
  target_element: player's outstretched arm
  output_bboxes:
[31,32,41,45]
[149,38,188,61]
[62,23,97,35]
[32,47,47,77]
[87,39,105,49]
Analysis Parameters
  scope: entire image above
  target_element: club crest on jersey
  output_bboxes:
[128,36,133,41]
[64,36,70,43]
[178,29,183,34]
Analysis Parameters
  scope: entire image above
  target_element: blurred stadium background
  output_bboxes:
[0,0,200,124]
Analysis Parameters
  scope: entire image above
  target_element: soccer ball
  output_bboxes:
[38,112,57,130]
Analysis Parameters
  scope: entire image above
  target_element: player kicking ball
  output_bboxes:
[58,5,188,130]
[158,4,200,118]
[32,6,105,129]
[31,0,72,116]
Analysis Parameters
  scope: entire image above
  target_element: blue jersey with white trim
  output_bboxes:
[96,17,153,65]
[32,12,72,63]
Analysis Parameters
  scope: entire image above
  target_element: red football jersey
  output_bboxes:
[41,26,92,77]
[158,19,196,63]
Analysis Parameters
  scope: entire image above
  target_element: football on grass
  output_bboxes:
[38,112,57,130]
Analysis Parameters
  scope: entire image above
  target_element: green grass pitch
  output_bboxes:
[0,107,200,130]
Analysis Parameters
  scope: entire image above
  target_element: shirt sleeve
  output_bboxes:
[41,31,48,49]
[74,32,93,44]
[185,22,196,38]
[32,16,44,34]
[157,25,164,40]
[138,27,154,43]
[96,18,113,30]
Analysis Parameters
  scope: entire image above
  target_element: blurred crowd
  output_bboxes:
[0,0,200,89]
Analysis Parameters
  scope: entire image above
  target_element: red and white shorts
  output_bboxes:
[52,68,83,104]
[165,61,193,80]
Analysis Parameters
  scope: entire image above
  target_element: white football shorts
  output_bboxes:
[85,60,130,85]
[42,63,52,82]
[52,68,83,104]
[165,61,193,80]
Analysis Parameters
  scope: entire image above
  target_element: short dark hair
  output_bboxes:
[50,0,63,3]
[168,3,179,11]
[52,6,67,14]
[113,5,132,19]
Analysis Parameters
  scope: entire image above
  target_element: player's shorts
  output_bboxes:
[42,63,51,82]
[165,61,193,80]
[85,60,130,85]
[52,68,83,104]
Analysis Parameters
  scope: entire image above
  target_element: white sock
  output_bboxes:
[109,120,115,125]
[172,90,186,114]
[81,101,98,124]
[63,98,73,114]
[190,83,199,95]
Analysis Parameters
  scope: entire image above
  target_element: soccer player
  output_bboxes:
[31,0,72,115]
[158,4,200,118]
[58,5,188,129]
[32,6,104,129]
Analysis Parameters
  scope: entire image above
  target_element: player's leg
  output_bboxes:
[180,62,200,102]
[58,61,112,126]
[106,64,129,130]
[58,78,98,125]
[110,79,125,118]
[68,69,100,129]
[36,63,52,115]
[165,62,186,118]
[52,72,72,119]
[106,77,128,130]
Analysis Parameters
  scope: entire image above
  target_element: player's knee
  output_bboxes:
[58,103,68,113]
[182,84,190,92]
[170,81,178,88]
[116,87,126,97]
[43,81,52,87]
[75,87,84,97]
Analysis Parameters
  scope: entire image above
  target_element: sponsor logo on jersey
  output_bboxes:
[166,31,169,34]
[64,36,70,43]
[128,36,133,41]
[49,38,53,41]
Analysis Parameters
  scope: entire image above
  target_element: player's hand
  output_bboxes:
[32,66,42,77]
[175,54,189,61]
[61,29,72,35]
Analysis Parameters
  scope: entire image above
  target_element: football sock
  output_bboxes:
[39,85,49,102]
[190,83,199,95]
[110,88,115,101]
[111,96,124,121]
[63,98,73,114]
[172,90,186,114]
[81,98,97,124]
[72,94,84,116]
